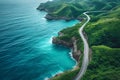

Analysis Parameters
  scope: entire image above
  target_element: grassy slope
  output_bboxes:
[39,0,120,80]
[38,0,120,19]
[52,4,83,18]
[85,17,120,48]
[51,46,120,80]
[85,6,120,48]
[81,45,120,80]
[51,5,120,80]
[57,21,85,52]
[51,69,79,80]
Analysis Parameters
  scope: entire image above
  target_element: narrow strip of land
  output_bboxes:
[74,12,90,80]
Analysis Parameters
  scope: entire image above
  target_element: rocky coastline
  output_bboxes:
[37,6,83,21]
[45,14,83,21]
[45,14,75,21]
[37,5,82,61]
[52,32,81,62]
[37,3,82,79]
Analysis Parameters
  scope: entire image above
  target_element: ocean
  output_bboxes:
[0,0,79,80]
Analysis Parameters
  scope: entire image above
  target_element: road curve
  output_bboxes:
[74,12,90,80]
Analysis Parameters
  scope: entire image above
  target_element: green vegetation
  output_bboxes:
[51,46,120,80]
[52,3,83,18]
[57,21,85,52]
[85,17,120,48]
[51,5,120,80]
[82,45,120,80]
[37,0,120,20]
[51,69,80,80]
[38,0,120,80]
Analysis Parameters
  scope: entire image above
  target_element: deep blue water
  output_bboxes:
[0,1,79,80]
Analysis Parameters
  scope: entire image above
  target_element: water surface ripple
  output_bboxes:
[0,1,79,80]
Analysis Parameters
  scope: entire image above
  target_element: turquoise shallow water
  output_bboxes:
[0,1,79,80]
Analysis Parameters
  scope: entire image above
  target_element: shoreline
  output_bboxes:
[44,14,83,21]
[50,32,81,79]
[37,5,82,80]
[44,50,78,80]
[52,34,81,62]
[37,8,83,22]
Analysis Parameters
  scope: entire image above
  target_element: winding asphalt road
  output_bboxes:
[74,11,106,80]
[74,12,90,80]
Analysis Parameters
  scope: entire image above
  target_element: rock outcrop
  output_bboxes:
[37,4,83,21]
[52,32,81,61]
[72,37,81,61]
[45,14,75,21]
[52,37,73,48]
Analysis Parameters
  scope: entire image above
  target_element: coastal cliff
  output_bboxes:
[37,1,84,21]
[45,14,75,21]
[37,0,120,80]
[52,32,81,61]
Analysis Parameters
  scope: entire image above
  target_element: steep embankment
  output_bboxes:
[74,12,90,80]
[85,8,120,48]
[51,46,120,80]
[52,22,85,61]
[38,3,83,21]
[37,0,120,20]
[81,45,120,80]
[50,6,120,80]
[37,0,120,80]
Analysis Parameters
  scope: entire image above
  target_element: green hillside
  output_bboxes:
[38,0,120,80]
[37,0,120,20]
[52,4,83,18]
[85,15,120,48]
[51,46,120,80]
[82,45,120,80]
[50,4,120,80]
